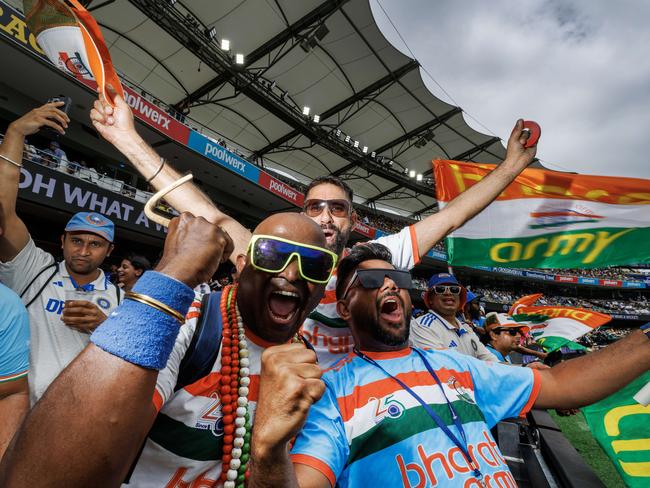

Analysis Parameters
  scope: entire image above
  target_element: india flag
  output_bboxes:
[434,160,650,268]
[508,294,611,342]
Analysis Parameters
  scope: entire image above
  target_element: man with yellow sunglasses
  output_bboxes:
[1,212,333,487]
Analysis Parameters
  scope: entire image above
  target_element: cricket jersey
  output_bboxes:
[301,225,420,368]
[0,238,122,402]
[0,283,29,383]
[291,346,540,488]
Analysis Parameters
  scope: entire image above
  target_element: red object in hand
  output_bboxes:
[522,120,541,148]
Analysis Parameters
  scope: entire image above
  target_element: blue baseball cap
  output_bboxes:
[425,273,467,309]
[466,290,481,304]
[64,212,115,242]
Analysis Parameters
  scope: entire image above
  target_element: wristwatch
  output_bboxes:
[641,322,650,340]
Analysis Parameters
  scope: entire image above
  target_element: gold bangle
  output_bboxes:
[124,291,185,323]
[0,153,22,168]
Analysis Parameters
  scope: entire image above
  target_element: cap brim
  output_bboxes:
[65,226,113,242]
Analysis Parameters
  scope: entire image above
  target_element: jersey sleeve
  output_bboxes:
[0,238,55,297]
[409,316,447,350]
[453,353,541,427]
[372,225,419,269]
[0,285,30,382]
[152,300,201,410]
[290,381,348,487]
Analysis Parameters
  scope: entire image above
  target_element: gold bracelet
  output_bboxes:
[124,291,185,322]
[0,153,22,168]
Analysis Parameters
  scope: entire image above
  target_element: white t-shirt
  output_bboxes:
[125,293,267,487]
[410,310,498,362]
[301,225,419,368]
[0,239,122,403]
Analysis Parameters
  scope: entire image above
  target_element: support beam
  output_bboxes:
[410,202,438,218]
[254,59,419,156]
[334,106,461,178]
[174,0,348,109]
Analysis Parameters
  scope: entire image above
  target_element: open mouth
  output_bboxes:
[379,296,403,324]
[442,297,456,306]
[267,289,301,324]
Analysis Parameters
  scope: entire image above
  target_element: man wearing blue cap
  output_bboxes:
[411,273,497,361]
[464,290,487,335]
[0,101,122,402]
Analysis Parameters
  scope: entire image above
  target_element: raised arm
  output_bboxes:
[0,102,68,261]
[90,95,251,262]
[534,329,650,410]
[412,119,536,258]
[0,213,232,487]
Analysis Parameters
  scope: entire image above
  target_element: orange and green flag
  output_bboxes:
[434,160,650,268]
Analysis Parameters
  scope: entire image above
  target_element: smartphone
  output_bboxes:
[42,95,72,138]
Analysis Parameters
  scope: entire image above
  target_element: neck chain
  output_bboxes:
[218,285,302,487]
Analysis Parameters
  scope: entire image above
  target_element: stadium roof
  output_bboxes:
[88,0,508,218]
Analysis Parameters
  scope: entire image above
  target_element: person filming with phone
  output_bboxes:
[0,101,122,404]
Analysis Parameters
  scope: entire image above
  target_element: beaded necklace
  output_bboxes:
[218,284,303,487]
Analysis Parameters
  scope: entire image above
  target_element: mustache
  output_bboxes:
[376,290,405,309]
[320,223,340,233]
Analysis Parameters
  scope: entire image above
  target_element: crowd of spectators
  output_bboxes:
[473,287,650,315]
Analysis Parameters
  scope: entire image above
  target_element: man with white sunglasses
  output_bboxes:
[411,273,498,361]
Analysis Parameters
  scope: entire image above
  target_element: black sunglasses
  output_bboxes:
[494,328,522,336]
[341,268,412,299]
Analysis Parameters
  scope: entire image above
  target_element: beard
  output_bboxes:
[322,223,350,256]
[370,293,410,346]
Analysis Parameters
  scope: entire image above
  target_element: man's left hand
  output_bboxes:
[61,300,108,333]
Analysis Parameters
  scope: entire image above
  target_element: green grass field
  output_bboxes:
[548,410,625,487]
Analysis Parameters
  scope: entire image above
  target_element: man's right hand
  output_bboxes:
[155,212,234,288]
[8,101,69,137]
[252,343,325,460]
[90,94,138,149]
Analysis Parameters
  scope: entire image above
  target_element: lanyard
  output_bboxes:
[69,274,95,292]
[354,347,484,483]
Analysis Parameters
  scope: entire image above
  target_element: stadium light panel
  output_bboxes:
[416,173,423,181]
[362,146,368,153]
[409,170,416,178]
[344,135,351,143]
[169,0,177,5]
[302,106,310,116]
[313,114,320,123]
[235,53,245,64]
[335,129,341,137]
[221,39,230,51]
[370,151,376,158]
[353,140,359,148]
[206,27,217,40]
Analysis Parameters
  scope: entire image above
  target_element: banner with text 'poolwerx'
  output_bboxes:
[434,160,650,268]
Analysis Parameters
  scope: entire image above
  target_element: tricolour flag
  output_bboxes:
[434,160,650,268]
[507,294,611,342]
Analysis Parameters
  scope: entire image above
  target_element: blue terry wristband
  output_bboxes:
[91,271,195,369]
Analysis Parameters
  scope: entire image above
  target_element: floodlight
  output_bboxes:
[416,173,423,181]
[353,140,359,148]
[362,146,368,153]
[335,129,341,137]
[344,135,351,143]
[409,170,416,178]
[235,53,244,64]
[221,39,230,51]
[302,106,310,116]
[370,151,376,158]
[313,114,320,123]
[206,27,217,40]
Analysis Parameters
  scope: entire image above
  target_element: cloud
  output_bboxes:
[372,0,650,178]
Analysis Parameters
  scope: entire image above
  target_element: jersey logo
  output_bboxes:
[53,281,63,287]
[447,376,475,404]
[195,393,224,437]
[45,298,65,315]
[448,340,458,348]
[96,298,111,310]
[371,394,406,424]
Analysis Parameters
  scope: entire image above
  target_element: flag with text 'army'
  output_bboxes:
[507,294,611,341]
[582,371,650,487]
[434,160,650,268]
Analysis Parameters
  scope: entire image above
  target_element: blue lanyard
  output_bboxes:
[354,347,484,483]
[69,274,94,292]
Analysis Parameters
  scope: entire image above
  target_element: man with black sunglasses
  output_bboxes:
[411,273,498,361]
[90,96,539,367]
[249,243,650,488]
[483,313,529,363]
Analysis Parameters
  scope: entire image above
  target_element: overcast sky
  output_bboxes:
[371,0,650,179]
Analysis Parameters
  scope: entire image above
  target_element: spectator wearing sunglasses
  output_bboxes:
[484,314,530,363]
[249,243,650,488]
[411,273,498,361]
[90,96,540,367]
